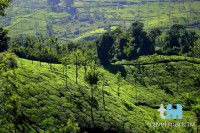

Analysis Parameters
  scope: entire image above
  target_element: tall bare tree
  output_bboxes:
[84,66,99,126]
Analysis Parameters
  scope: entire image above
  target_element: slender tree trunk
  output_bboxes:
[84,60,87,74]
[176,70,179,93]
[193,51,195,64]
[197,117,199,133]
[134,65,138,101]
[66,65,68,90]
[39,52,41,66]
[76,56,78,84]
[135,76,137,87]
[91,86,95,126]
[118,86,120,99]
[63,66,65,75]
[176,76,179,93]
[102,84,105,109]
[153,62,155,77]
[50,63,52,70]
[136,86,138,102]
[134,72,138,101]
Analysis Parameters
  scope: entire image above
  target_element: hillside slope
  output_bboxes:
[0,53,199,132]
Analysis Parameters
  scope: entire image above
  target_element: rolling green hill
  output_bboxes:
[0,52,199,132]
[0,0,200,41]
[0,0,200,132]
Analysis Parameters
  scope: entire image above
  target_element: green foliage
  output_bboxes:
[0,28,10,52]
[192,103,200,124]
[115,32,134,60]
[97,32,114,65]
[9,35,62,63]
[9,35,98,67]
[84,67,99,86]
[1,94,23,132]
[62,114,80,133]
[0,0,11,54]
[0,52,18,72]
[0,1,200,132]
[183,93,195,110]
[6,22,199,67]
[1,0,200,41]
[0,68,31,132]
[148,27,162,46]
[0,18,200,133]
[163,24,198,54]
[40,118,54,131]
[0,0,12,16]
[96,21,162,64]
[191,43,200,58]
[128,21,154,56]
[0,54,199,132]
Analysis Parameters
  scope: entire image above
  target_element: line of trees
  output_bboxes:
[0,22,197,68]
[0,28,10,53]
[8,34,97,65]
[0,22,198,68]
[97,22,198,65]
[0,0,12,53]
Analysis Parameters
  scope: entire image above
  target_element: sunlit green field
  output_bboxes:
[0,0,200,41]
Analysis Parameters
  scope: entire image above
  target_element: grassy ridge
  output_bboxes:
[0,54,199,132]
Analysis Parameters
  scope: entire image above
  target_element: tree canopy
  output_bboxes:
[0,28,10,52]
[0,0,12,53]
[0,0,12,16]
[163,24,198,54]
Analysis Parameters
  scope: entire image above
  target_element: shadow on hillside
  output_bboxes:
[103,64,126,78]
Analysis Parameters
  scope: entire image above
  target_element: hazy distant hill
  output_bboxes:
[0,0,200,41]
